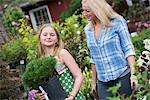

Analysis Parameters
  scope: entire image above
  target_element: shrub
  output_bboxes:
[0,37,26,64]
[22,56,56,89]
[3,6,25,37]
[18,18,38,62]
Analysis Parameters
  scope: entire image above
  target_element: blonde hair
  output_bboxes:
[82,0,120,27]
[38,24,64,57]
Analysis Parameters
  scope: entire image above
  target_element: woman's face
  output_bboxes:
[40,26,58,47]
[82,3,96,21]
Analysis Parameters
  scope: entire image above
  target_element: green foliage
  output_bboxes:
[123,2,149,21]
[3,6,25,36]
[0,37,26,64]
[54,15,90,70]
[22,56,56,89]
[60,0,82,20]
[131,29,150,59]
[108,83,121,94]
[107,82,131,100]
[18,18,38,62]
[113,0,124,6]
[0,0,40,6]
[108,38,150,100]
[81,67,93,99]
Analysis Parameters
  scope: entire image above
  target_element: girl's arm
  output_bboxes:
[59,49,84,99]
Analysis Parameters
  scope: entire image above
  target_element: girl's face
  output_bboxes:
[82,4,96,21]
[40,26,58,47]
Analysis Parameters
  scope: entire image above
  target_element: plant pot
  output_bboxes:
[41,75,67,100]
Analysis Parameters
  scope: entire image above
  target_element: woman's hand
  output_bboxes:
[91,81,96,91]
[130,74,138,90]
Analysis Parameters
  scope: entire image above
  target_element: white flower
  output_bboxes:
[61,30,65,34]
[142,51,150,55]
[11,21,17,26]
[74,24,78,27]
[76,30,81,35]
[137,57,144,66]
[144,39,150,51]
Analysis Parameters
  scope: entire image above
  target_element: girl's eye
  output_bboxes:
[43,33,48,36]
[50,33,55,36]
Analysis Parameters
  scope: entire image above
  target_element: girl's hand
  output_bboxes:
[36,92,46,100]
[65,95,75,100]
[28,89,46,100]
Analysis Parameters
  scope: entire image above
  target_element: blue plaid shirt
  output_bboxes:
[84,16,135,82]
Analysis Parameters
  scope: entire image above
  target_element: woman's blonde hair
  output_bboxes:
[82,0,120,27]
[38,24,64,57]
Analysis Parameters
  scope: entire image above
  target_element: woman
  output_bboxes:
[82,0,137,99]
[29,24,85,100]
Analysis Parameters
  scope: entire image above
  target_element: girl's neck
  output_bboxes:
[44,46,55,57]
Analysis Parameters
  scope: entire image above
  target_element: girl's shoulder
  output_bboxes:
[58,49,70,63]
[59,49,69,56]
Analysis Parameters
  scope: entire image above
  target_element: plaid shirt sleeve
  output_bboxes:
[90,56,95,64]
[117,17,135,58]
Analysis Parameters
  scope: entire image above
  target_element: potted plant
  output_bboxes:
[22,56,67,99]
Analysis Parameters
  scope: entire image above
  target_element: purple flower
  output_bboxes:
[28,90,37,100]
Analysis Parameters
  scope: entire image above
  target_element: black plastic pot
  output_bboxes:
[41,75,67,100]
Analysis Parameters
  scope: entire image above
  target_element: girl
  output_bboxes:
[29,24,85,100]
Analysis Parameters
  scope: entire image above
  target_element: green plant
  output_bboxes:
[60,0,82,20]
[134,40,150,99]
[3,6,25,37]
[81,67,93,99]
[18,18,38,62]
[131,29,150,59]
[123,2,149,22]
[0,37,26,64]
[22,56,56,89]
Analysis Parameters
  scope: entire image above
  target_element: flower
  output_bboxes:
[135,21,150,32]
[143,39,150,51]
[137,39,150,75]
[74,24,78,27]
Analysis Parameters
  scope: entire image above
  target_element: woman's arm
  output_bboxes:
[59,49,84,99]
[127,55,138,89]
[91,64,97,91]
[127,55,135,75]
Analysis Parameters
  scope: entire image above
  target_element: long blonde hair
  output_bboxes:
[38,24,64,57]
[82,0,120,27]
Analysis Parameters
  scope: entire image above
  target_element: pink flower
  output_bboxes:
[137,22,142,27]
[143,23,149,28]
